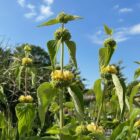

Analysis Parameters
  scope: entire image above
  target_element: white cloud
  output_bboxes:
[17,0,54,21]
[24,12,36,19]
[119,8,133,13]
[24,3,36,19]
[27,4,35,11]
[35,5,54,21]
[129,24,140,35]
[90,24,140,45]
[43,0,54,5]
[17,0,25,7]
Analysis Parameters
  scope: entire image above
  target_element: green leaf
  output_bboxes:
[112,74,125,114]
[0,112,6,128]
[104,24,113,35]
[0,86,7,104]
[110,121,129,140]
[129,84,139,111]
[93,79,103,107]
[130,108,140,123]
[99,46,115,68]
[47,40,61,69]
[134,61,140,65]
[47,125,60,135]
[65,15,82,22]
[129,108,140,134]
[38,18,59,27]
[134,68,140,79]
[65,40,77,68]
[16,66,24,89]
[37,82,57,127]
[67,85,84,120]
[15,103,36,136]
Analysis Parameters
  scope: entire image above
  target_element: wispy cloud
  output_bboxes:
[17,0,54,21]
[113,4,133,14]
[24,4,36,19]
[90,24,140,45]
[17,0,25,7]
[36,5,53,21]
[43,0,54,5]
[119,8,133,13]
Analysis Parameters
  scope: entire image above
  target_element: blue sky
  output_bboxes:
[0,0,140,88]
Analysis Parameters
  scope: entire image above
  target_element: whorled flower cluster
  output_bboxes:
[56,12,74,24]
[75,123,104,135]
[18,95,33,103]
[101,65,117,74]
[24,45,32,52]
[22,57,33,66]
[51,70,74,87]
[54,28,71,41]
[104,38,116,48]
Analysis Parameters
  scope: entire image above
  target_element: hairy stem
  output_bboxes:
[25,67,27,96]
[59,23,65,140]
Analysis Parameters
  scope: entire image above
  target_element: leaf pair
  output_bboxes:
[47,39,77,69]
[38,12,82,27]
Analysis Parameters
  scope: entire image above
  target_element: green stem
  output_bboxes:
[59,23,65,140]
[25,67,27,96]
[59,91,64,140]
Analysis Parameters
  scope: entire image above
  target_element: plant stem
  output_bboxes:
[25,67,27,96]
[59,23,65,140]
[59,91,63,140]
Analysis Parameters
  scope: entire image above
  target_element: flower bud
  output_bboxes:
[57,12,68,23]
[104,38,116,48]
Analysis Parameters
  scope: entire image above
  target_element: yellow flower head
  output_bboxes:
[101,65,117,74]
[18,95,26,103]
[22,57,32,65]
[18,95,33,103]
[134,120,140,127]
[87,123,97,132]
[63,70,74,80]
[24,45,31,52]
[86,123,104,134]
[25,95,33,103]
[51,70,74,81]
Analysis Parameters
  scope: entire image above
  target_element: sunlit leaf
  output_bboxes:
[15,103,36,136]
[134,68,140,79]
[38,18,59,27]
[47,40,61,69]
[65,40,77,68]
[93,79,103,108]
[104,24,113,35]
[99,46,115,68]
[68,85,84,120]
[37,82,58,127]
[112,74,125,114]
[129,84,139,111]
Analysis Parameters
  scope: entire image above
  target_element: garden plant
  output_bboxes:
[0,12,140,140]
